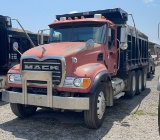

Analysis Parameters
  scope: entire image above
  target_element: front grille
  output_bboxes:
[22,59,62,85]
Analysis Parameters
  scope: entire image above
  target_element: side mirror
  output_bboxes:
[157,76,160,91]
[86,39,94,50]
[38,29,49,45]
[12,42,22,55]
[120,26,128,50]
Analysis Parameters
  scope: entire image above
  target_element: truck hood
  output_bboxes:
[23,42,86,58]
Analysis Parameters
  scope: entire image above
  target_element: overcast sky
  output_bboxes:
[0,0,160,44]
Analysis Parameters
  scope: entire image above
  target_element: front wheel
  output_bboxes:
[84,83,106,129]
[10,103,37,118]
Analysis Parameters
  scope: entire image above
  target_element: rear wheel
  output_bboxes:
[125,71,136,98]
[136,70,142,95]
[142,68,147,90]
[152,69,155,74]
[84,83,106,129]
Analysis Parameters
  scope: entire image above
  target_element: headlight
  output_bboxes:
[73,78,81,87]
[64,77,91,89]
[9,75,15,82]
[8,74,21,83]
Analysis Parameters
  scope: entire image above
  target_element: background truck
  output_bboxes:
[2,8,149,129]
[0,15,39,97]
[147,42,160,78]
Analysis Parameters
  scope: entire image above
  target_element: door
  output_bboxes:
[106,27,118,76]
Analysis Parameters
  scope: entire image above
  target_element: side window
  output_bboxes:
[108,28,115,50]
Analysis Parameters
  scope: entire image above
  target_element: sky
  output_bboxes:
[0,0,160,44]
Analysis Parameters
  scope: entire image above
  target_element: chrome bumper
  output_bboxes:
[2,90,89,110]
[2,71,89,110]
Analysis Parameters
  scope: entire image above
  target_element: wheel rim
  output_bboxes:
[132,76,136,91]
[97,91,106,119]
[139,75,142,91]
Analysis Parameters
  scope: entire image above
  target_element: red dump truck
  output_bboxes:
[2,8,149,129]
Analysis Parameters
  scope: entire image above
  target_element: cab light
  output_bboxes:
[81,16,85,19]
[74,17,78,20]
[68,17,72,20]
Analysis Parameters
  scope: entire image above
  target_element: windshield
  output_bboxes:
[49,22,107,44]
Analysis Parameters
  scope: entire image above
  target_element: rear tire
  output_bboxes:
[135,70,142,95]
[142,68,147,90]
[84,83,106,129]
[125,71,136,98]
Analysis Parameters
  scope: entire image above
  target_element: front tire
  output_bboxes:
[84,83,106,129]
[10,88,37,118]
[10,103,37,118]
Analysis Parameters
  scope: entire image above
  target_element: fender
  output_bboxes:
[89,71,111,93]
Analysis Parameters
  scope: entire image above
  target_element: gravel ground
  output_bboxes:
[0,67,160,140]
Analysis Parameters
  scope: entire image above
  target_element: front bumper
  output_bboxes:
[2,71,89,110]
[2,90,89,110]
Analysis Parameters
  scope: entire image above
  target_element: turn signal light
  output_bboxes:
[82,78,91,88]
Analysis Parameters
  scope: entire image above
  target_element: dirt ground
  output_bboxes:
[0,67,160,140]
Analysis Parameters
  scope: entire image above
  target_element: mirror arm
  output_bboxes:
[14,47,22,55]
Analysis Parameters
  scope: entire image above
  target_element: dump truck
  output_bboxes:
[147,42,160,78]
[0,15,40,98]
[2,8,149,129]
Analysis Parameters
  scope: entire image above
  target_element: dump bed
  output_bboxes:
[118,25,148,72]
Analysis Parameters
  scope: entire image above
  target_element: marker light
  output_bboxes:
[94,14,102,18]
[60,17,66,21]
[81,16,85,19]
[68,17,72,20]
